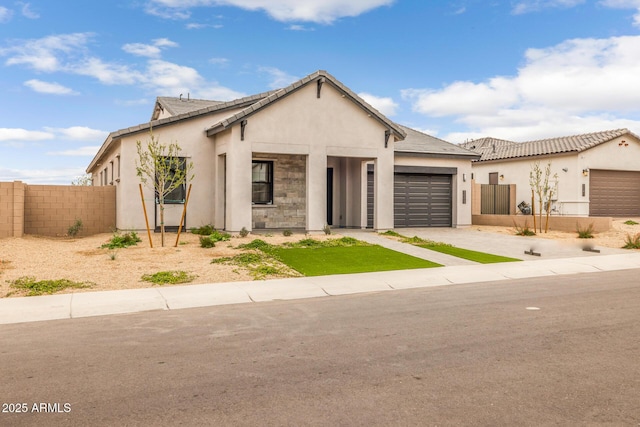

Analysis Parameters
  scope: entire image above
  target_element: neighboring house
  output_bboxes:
[87,70,478,233]
[461,129,640,217]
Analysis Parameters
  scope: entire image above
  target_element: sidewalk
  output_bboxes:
[2,252,639,325]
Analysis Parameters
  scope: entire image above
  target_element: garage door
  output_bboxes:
[589,169,640,217]
[367,168,453,228]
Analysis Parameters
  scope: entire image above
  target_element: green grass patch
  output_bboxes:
[417,243,521,264]
[269,245,441,276]
[10,276,93,296]
[141,270,196,285]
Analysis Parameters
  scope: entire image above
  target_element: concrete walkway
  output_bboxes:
[1,244,639,325]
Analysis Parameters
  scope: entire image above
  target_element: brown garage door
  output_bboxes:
[589,169,640,217]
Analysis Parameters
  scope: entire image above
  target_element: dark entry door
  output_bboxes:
[327,168,333,226]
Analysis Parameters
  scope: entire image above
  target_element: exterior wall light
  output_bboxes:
[582,169,589,176]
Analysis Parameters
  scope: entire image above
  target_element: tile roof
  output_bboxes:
[461,129,637,162]
[396,125,480,158]
[153,96,224,119]
[88,70,477,171]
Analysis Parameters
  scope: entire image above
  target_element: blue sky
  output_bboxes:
[1,0,640,184]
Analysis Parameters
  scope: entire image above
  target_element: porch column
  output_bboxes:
[374,153,394,231]
[225,128,252,232]
[306,147,327,232]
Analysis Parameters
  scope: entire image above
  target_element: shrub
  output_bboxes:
[199,236,216,248]
[322,224,331,235]
[67,218,83,237]
[380,230,403,237]
[513,221,535,236]
[141,270,196,285]
[576,222,594,239]
[101,231,142,249]
[623,233,640,249]
[283,229,293,237]
[624,220,639,225]
[237,239,271,251]
[239,227,249,238]
[190,224,214,235]
[199,230,231,248]
[10,276,93,296]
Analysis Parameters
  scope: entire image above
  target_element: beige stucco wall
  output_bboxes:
[471,134,640,217]
[215,81,396,232]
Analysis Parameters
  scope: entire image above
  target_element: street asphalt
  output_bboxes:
[1,229,639,325]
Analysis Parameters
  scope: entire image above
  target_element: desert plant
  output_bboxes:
[514,221,536,236]
[190,224,214,235]
[322,224,332,235]
[239,227,249,237]
[10,276,93,296]
[283,229,293,237]
[622,233,640,249]
[624,220,639,225]
[67,218,83,237]
[101,231,142,249]
[237,239,271,250]
[199,235,216,248]
[380,230,403,237]
[141,270,196,285]
[576,222,595,239]
[107,249,118,260]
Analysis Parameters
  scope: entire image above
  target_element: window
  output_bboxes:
[252,160,273,204]
[156,157,187,204]
[109,161,114,185]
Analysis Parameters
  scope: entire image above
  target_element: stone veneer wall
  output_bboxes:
[252,153,306,229]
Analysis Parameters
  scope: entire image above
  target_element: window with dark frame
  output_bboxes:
[252,160,273,204]
[156,157,187,204]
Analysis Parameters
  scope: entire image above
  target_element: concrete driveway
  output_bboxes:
[342,227,628,266]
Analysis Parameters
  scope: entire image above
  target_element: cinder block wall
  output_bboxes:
[23,185,116,236]
[0,181,25,238]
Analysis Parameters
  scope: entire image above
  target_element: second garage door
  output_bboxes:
[589,169,640,217]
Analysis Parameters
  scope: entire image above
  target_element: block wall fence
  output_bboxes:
[0,181,116,238]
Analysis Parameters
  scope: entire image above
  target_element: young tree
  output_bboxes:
[136,131,194,247]
[529,161,557,233]
[71,173,93,186]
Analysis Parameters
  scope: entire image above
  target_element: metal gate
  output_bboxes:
[481,184,510,215]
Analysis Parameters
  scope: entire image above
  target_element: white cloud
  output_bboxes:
[0,166,87,184]
[24,79,78,95]
[259,66,298,89]
[287,24,314,31]
[122,38,178,58]
[122,43,162,58]
[43,127,108,141]
[1,32,92,72]
[20,2,40,19]
[0,128,53,141]
[209,57,229,66]
[404,35,640,143]
[0,6,13,22]
[146,0,395,24]
[600,0,640,27]
[358,92,399,117]
[512,0,585,14]
[47,146,101,156]
[2,33,242,99]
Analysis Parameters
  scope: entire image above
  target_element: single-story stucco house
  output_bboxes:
[460,129,640,217]
[87,70,479,233]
